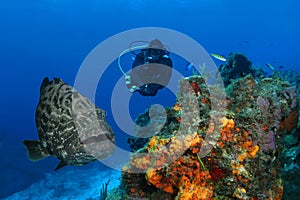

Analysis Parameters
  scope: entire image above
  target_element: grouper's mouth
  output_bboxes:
[78,132,116,162]
[80,132,115,145]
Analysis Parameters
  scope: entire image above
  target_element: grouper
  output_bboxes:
[23,77,115,170]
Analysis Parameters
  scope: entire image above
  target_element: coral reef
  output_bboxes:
[109,54,299,199]
[273,69,300,199]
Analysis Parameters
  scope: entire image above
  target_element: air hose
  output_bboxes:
[117,45,148,76]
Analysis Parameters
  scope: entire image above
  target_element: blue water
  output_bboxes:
[1,0,300,199]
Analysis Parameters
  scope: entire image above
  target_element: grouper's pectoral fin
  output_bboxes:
[23,140,49,161]
[55,161,68,171]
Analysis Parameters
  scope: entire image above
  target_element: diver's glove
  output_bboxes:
[129,85,140,93]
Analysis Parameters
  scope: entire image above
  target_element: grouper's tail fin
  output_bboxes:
[23,140,50,161]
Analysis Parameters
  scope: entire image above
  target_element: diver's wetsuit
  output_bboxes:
[130,47,173,96]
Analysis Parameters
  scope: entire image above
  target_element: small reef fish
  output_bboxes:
[266,63,274,71]
[186,62,194,71]
[210,53,227,62]
[23,77,115,170]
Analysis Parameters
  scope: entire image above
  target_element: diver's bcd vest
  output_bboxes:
[143,48,170,64]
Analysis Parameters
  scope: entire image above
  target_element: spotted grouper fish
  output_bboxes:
[23,77,115,170]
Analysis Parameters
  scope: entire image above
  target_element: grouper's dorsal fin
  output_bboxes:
[40,77,50,94]
[55,161,68,171]
[40,77,65,94]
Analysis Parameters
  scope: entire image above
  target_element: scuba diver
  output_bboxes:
[118,39,173,96]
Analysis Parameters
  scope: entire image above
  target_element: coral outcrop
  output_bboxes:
[108,54,299,200]
[219,53,265,86]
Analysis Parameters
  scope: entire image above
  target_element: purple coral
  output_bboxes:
[256,96,270,111]
[283,86,298,109]
[261,131,275,151]
[283,86,297,100]
[271,92,281,129]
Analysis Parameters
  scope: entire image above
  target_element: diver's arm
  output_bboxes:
[132,51,146,68]
[126,51,146,93]
[161,57,173,68]
[161,57,173,79]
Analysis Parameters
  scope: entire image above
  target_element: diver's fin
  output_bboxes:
[55,161,68,171]
[23,140,50,161]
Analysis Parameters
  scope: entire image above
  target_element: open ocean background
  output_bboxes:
[0,0,299,199]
